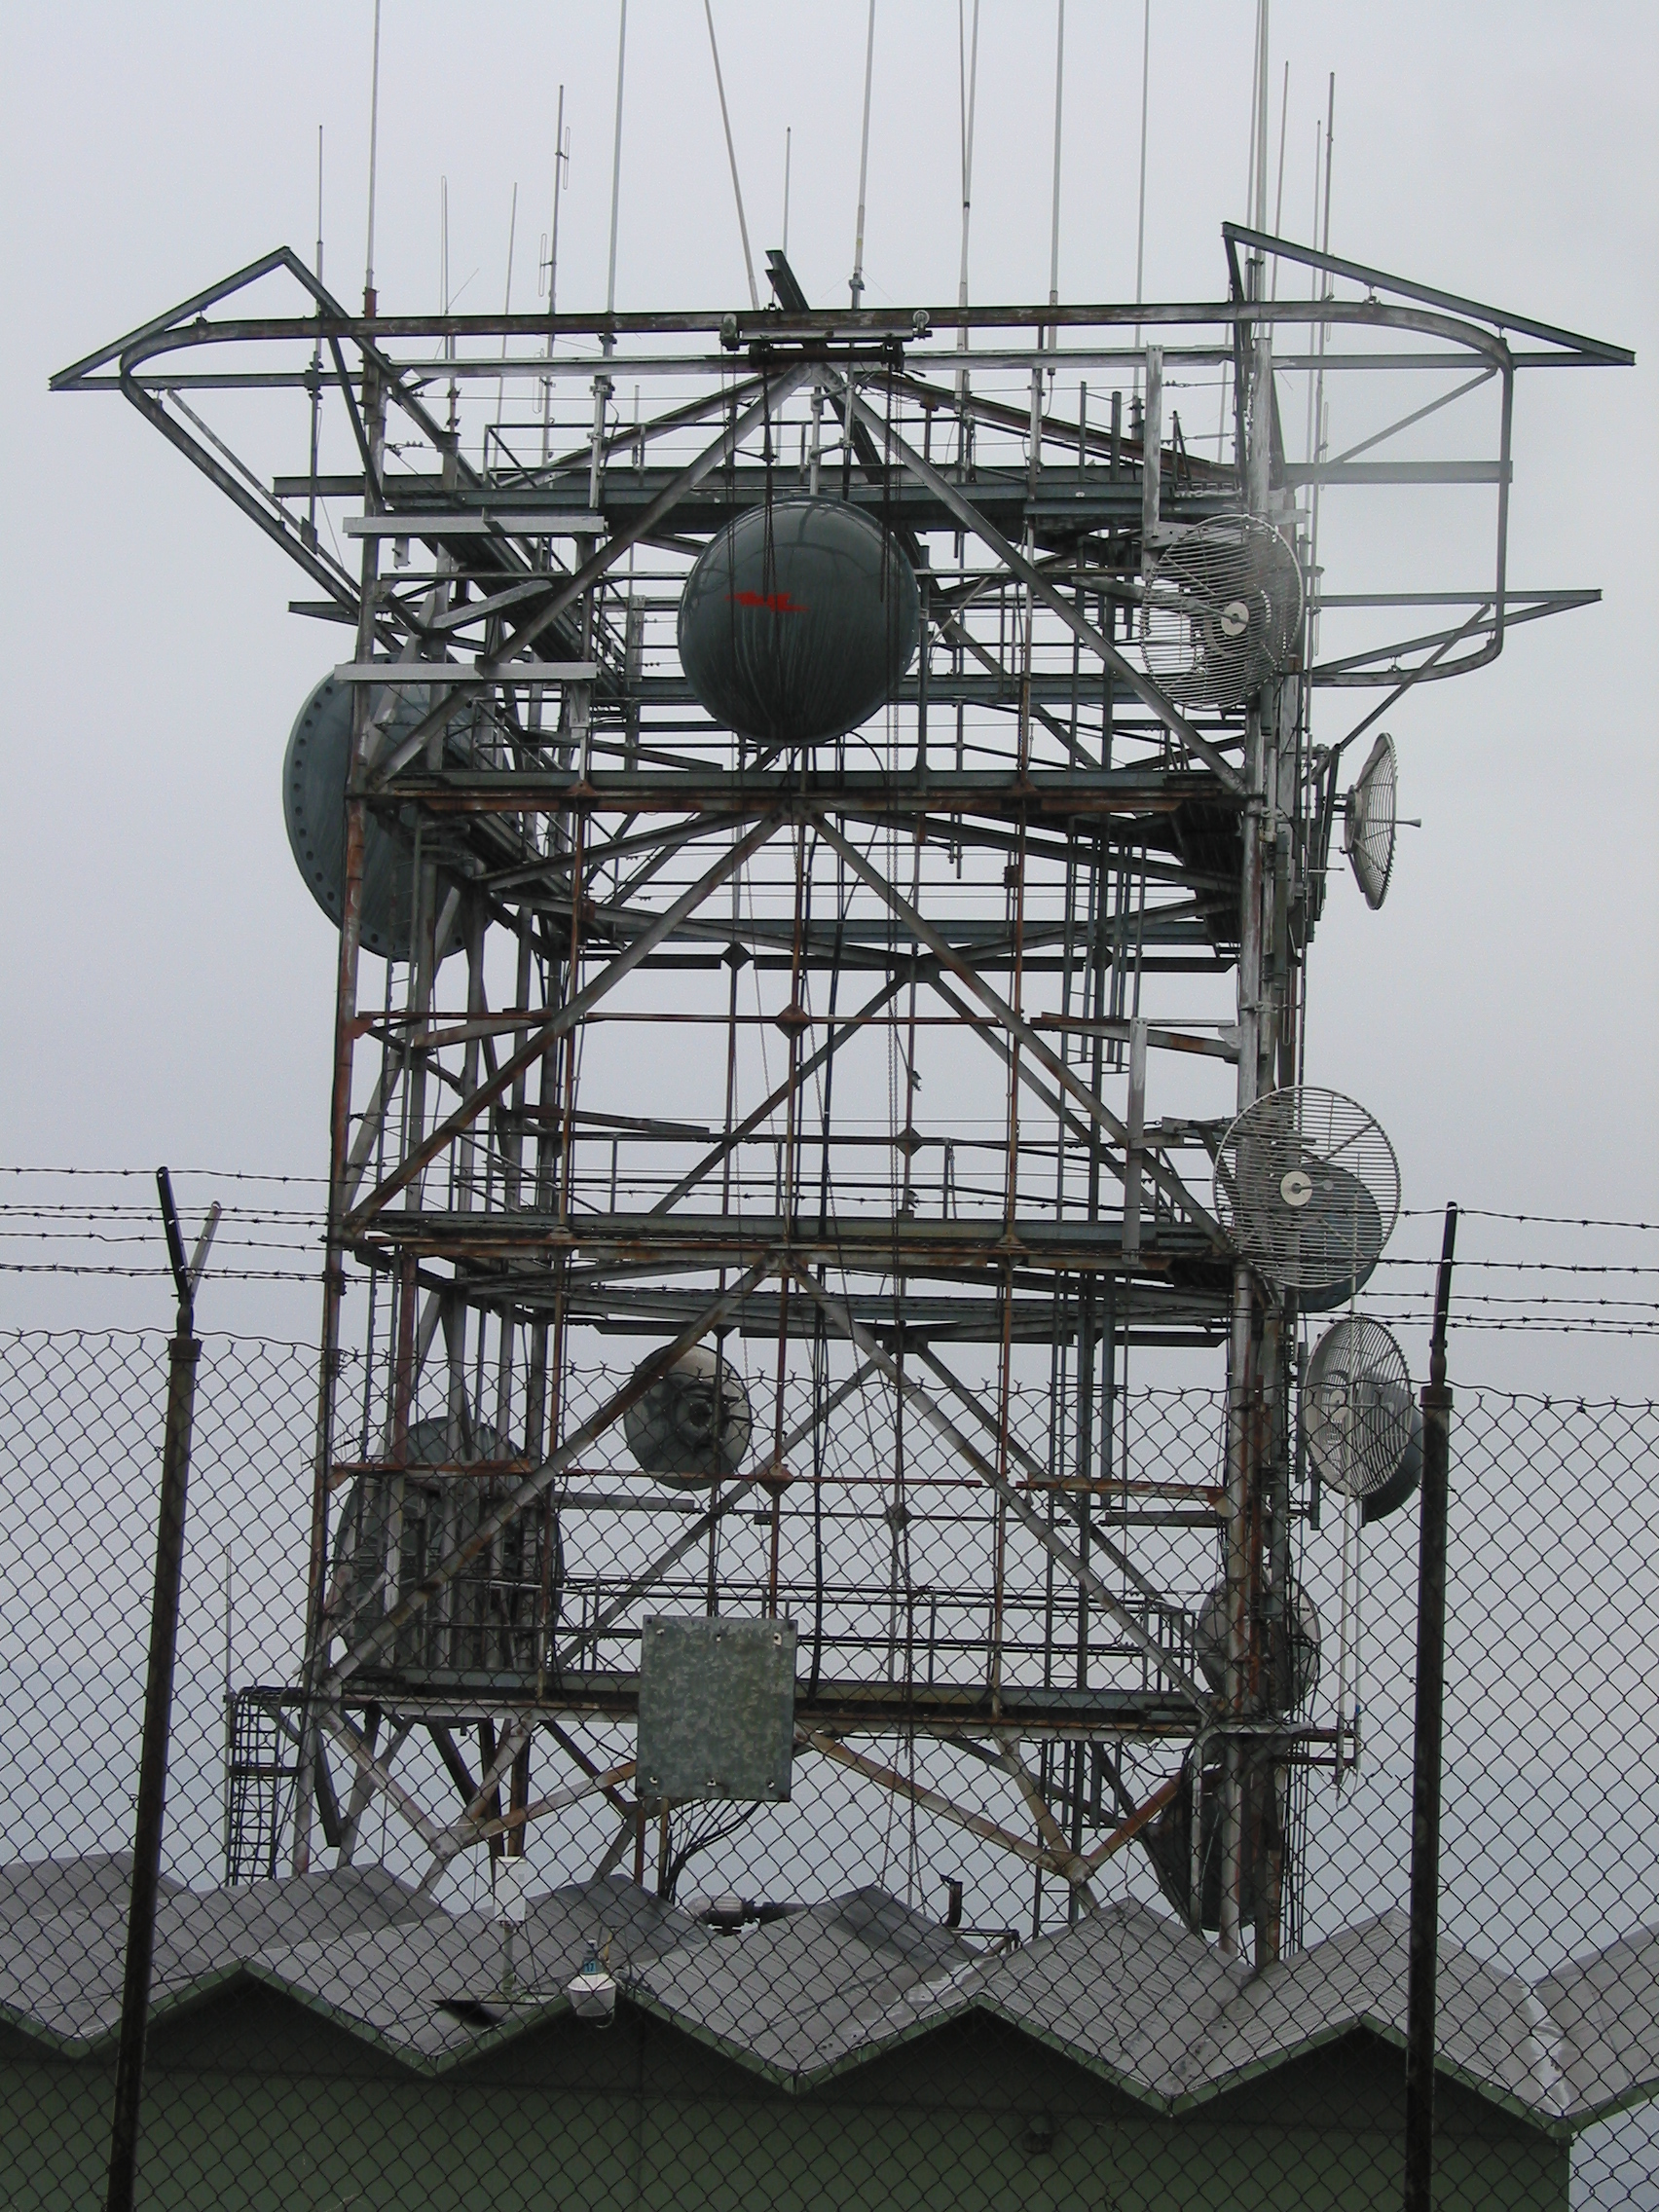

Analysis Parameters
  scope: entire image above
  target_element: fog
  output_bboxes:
[3,2,1654,1396]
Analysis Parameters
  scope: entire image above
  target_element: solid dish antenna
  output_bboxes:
[1304,1315,1417,1505]
[624,1346,754,1488]
[1138,514,1304,709]
[1343,733,1399,910]
[1213,1086,1400,1299]
[1195,1581,1321,1713]
[283,672,470,961]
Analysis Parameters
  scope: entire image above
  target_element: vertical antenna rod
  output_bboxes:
[307,127,325,548]
[1254,0,1271,240]
[1271,58,1289,295]
[548,87,568,325]
[541,86,567,466]
[704,0,759,310]
[1048,0,1066,308]
[363,0,383,312]
[850,0,876,307]
[497,182,519,426]
[606,0,629,323]
[1132,0,1150,380]
[1306,74,1335,662]
[1244,2,1262,236]
[783,127,792,257]
[956,0,980,391]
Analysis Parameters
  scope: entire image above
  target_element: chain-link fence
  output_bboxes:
[2,1327,1655,2209]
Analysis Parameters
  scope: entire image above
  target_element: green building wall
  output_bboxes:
[0,1996,1568,2212]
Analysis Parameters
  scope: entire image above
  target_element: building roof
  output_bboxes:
[2,1853,1653,2138]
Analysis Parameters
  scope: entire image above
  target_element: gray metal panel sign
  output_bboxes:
[637,1615,796,1807]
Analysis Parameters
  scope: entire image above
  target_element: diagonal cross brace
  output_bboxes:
[912,1346,1184,1624]
[348,812,783,1228]
[417,1748,644,1895]
[792,1267,1207,1706]
[326,1261,773,1686]
[1079,1770,1183,1872]
[799,1729,1085,1882]
[364,362,816,776]
[810,812,1220,1239]
[649,969,906,1217]
[554,1358,879,1670]
[414,1713,539,1891]
[994,1737,1100,1903]
[503,359,817,662]
[840,381,1246,794]
[316,1707,448,1857]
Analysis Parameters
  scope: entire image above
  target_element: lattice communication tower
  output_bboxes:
[53,207,1624,1961]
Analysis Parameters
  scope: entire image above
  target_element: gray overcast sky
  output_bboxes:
[2,2,1654,1391]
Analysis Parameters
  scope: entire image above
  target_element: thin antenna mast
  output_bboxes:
[606,0,628,327]
[547,89,569,327]
[440,176,457,432]
[1307,73,1336,663]
[783,128,792,257]
[704,0,759,310]
[497,182,519,428]
[541,85,567,466]
[1303,114,1321,466]
[1254,2,1271,240]
[307,128,324,547]
[1244,3,1261,236]
[1132,0,1149,384]
[1048,0,1065,309]
[363,0,382,313]
[1271,60,1288,297]
[956,0,979,394]
[850,0,876,308]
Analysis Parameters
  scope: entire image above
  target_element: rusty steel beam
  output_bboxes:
[841,382,1246,793]
[347,812,783,1230]
[798,1729,1088,1883]
[793,1268,1208,1705]
[810,813,1221,1238]
[327,1261,774,1684]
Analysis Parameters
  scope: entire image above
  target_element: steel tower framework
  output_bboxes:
[54,225,1626,1960]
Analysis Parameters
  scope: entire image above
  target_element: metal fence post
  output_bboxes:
[1404,1201,1458,2212]
[104,1171,218,2212]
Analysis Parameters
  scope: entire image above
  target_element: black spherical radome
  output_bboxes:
[677,498,920,748]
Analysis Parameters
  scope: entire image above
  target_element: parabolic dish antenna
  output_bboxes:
[624,1346,755,1488]
[1305,1314,1423,1524]
[283,672,469,961]
[1139,513,1304,710]
[1213,1086,1400,1300]
[1344,732,1399,910]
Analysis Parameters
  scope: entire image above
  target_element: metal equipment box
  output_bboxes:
[637,1615,795,1807]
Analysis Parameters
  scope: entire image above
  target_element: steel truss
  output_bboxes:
[56,224,1625,1960]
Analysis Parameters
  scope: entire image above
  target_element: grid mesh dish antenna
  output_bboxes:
[1138,514,1304,708]
[1344,733,1398,910]
[1304,1315,1414,1498]
[1213,1087,1400,1294]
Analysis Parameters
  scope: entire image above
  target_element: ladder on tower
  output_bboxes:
[223,1687,301,1885]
